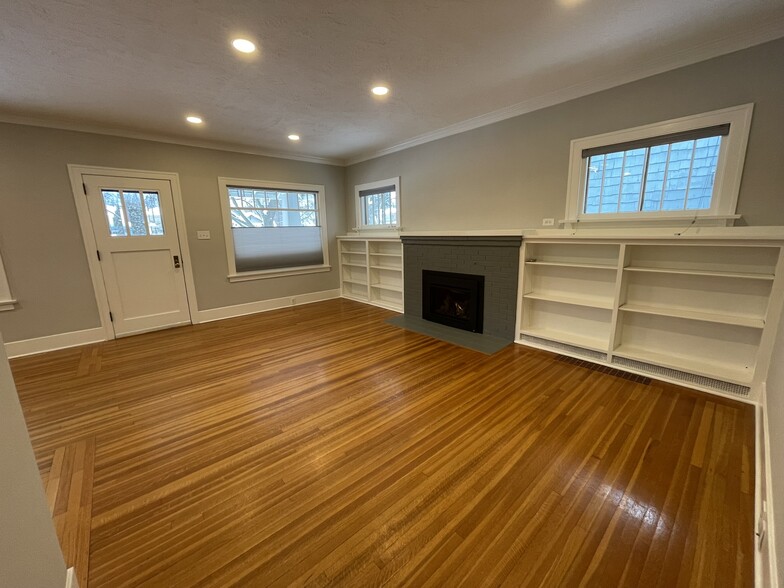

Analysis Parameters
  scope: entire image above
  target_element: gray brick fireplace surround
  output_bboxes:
[401,236,522,340]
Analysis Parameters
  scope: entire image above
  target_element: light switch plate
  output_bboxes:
[197,230,211,240]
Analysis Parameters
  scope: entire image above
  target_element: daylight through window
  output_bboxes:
[355,177,400,229]
[219,180,329,277]
[583,125,727,215]
[563,105,753,226]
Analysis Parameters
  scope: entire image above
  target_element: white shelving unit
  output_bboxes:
[338,236,403,312]
[516,229,784,401]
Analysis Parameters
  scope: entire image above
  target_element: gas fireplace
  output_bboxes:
[422,270,485,333]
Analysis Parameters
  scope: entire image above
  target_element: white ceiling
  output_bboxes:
[2,0,783,164]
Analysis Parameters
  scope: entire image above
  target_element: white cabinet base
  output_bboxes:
[338,237,404,313]
[517,229,784,403]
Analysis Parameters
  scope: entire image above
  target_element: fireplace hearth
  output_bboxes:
[422,270,484,333]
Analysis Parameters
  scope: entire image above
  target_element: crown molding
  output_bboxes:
[0,114,345,166]
[1,23,782,169]
[345,24,784,166]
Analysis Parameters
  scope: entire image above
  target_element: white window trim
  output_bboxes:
[0,249,16,311]
[354,176,401,232]
[562,104,754,227]
[218,177,331,282]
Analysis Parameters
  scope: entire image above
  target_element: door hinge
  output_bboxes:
[96,250,101,261]
[109,311,114,322]
[83,182,87,195]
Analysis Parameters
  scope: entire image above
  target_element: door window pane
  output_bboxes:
[102,190,127,236]
[143,192,165,235]
[123,192,146,236]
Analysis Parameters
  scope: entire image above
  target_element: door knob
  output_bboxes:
[173,255,181,268]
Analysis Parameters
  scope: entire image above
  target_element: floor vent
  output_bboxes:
[520,335,607,361]
[612,356,751,397]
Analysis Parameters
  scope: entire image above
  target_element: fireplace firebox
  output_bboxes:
[422,270,485,333]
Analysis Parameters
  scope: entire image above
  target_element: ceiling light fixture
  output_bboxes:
[288,134,301,141]
[232,38,257,53]
[186,115,203,124]
[371,86,390,96]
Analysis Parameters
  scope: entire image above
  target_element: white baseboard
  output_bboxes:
[196,289,341,323]
[758,383,779,588]
[65,566,79,588]
[4,327,106,358]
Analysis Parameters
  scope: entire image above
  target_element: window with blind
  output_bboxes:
[564,104,753,226]
[218,178,330,280]
[355,177,400,230]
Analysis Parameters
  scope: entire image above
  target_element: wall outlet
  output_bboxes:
[542,218,555,226]
[197,230,211,240]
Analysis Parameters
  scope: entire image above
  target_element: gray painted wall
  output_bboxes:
[0,126,346,342]
[0,331,67,587]
[345,38,784,231]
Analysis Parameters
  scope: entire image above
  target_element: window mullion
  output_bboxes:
[659,145,673,211]
[617,151,627,213]
[682,142,697,210]
[639,148,651,212]
[597,158,607,213]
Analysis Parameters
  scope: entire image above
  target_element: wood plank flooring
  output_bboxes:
[11,298,754,587]
[44,437,95,588]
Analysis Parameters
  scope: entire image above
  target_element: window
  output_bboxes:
[564,104,753,226]
[102,190,164,236]
[218,178,330,281]
[0,249,14,311]
[355,177,400,230]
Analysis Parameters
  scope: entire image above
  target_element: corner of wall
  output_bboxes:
[758,382,780,588]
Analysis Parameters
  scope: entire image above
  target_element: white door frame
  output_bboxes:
[68,164,200,340]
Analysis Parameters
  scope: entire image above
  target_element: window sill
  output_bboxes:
[351,227,401,235]
[560,214,740,228]
[228,265,331,283]
[0,299,17,312]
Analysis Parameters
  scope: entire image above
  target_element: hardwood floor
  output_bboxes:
[11,298,754,587]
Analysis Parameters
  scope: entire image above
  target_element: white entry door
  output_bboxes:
[83,175,191,337]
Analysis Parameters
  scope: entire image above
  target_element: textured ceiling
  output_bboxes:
[1,0,784,164]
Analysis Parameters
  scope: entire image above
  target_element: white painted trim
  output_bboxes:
[758,384,780,588]
[516,336,758,405]
[217,177,330,281]
[4,327,105,359]
[354,177,401,231]
[227,265,331,282]
[0,248,15,311]
[0,116,342,166]
[67,165,201,340]
[563,104,754,226]
[65,566,79,588]
[346,26,784,166]
[3,22,782,169]
[521,226,784,241]
[400,229,524,237]
[196,289,340,323]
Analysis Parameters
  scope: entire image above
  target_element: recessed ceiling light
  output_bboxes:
[232,38,257,53]
[186,115,203,124]
[371,86,390,96]
[288,134,300,141]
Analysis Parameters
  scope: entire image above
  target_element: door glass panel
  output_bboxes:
[143,192,165,235]
[102,190,127,236]
[123,191,147,236]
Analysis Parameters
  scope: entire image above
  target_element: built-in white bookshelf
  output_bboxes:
[338,237,403,312]
[516,230,784,401]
